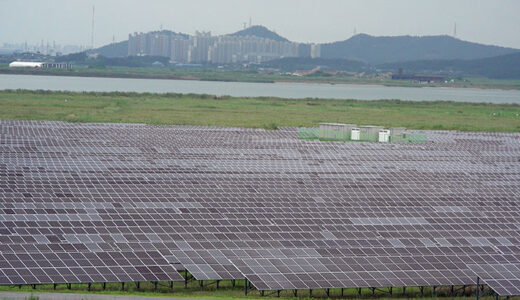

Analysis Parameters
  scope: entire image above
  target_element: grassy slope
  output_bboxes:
[0,90,519,132]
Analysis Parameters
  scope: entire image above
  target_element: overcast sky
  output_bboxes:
[1,0,520,48]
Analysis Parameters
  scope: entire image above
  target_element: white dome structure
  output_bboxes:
[9,61,44,68]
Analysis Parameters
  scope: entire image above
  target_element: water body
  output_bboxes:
[1,74,519,104]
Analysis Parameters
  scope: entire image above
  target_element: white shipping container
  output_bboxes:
[351,128,360,140]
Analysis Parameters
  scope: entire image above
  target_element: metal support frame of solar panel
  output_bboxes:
[1,120,520,294]
[468,264,520,296]
[169,247,321,281]
[231,255,483,291]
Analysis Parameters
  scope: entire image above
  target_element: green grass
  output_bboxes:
[0,280,509,299]
[0,90,519,132]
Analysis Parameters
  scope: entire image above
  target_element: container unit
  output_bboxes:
[359,126,384,142]
[389,127,405,135]
[390,127,407,143]
[319,123,357,141]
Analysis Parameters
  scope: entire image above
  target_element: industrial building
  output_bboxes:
[8,61,44,68]
[9,61,72,69]
[391,68,445,83]
[310,123,415,143]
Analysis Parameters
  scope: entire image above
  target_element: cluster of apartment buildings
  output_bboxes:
[128,30,316,64]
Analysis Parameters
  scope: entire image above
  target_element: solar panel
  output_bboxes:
[469,263,520,296]
[0,120,519,296]
[0,250,183,284]
[231,255,484,290]
[171,250,243,280]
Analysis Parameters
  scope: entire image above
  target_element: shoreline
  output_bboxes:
[0,69,519,91]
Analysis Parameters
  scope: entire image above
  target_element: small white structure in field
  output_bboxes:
[9,61,44,68]
[379,130,391,143]
[351,128,360,140]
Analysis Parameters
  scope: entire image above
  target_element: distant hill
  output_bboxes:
[230,25,289,42]
[379,52,520,79]
[57,26,520,77]
[88,40,128,58]
[262,57,368,72]
[321,34,519,65]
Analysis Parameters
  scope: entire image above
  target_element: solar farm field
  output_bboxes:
[0,120,519,298]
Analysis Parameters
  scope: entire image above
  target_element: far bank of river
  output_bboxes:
[1,68,519,91]
[1,74,520,104]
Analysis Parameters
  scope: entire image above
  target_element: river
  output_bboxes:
[1,74,519,103]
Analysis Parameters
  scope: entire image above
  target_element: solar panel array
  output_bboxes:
[468,264,520,296]
[0,120,519,295]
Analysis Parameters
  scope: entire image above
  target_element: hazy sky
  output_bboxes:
[1,0,520,48]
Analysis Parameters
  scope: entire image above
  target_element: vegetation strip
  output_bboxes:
[0,90,519,132]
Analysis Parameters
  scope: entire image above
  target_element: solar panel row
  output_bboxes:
[0,120,519,296]
[0,250,183,285]
[468,264,520,296]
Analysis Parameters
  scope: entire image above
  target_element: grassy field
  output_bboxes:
[0,90,519,132]
[2,66,520,90]
[0,279,505,300]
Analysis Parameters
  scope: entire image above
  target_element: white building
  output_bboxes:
[9,62,44,68]
[310,44,321,58]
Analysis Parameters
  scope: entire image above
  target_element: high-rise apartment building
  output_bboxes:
[128,30,301,64]
[310,44,321,58]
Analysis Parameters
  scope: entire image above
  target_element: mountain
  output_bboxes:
[321,34,519,65]
[230,25,289,42]
[88,40,128,58]
[378,52,520,79]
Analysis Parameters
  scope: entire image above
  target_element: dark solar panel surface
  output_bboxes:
[1,121,519,295]
[469,264,520,296]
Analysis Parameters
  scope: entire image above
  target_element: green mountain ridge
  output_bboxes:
[321,34,519,64]
[378,52,520,79]
[89,40,128,58]
[229,25,289,42]
[50,26,520,78]
[87,27,518,65]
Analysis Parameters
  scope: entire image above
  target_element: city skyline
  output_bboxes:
[0,0,520,49]
[128,30,302,64]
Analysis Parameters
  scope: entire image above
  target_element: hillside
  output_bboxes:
[321,34,519,64]
[89,40,128,57]
[379,52,520,79]
[230,25,289,42]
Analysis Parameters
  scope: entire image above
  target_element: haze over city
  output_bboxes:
[1,0,520,49]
